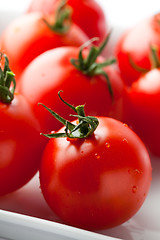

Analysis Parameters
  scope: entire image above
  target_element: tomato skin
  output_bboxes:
[18,46,125,133]
[27,0,108,45]
[40,117,152,230]
[0,93,45,196]
[0,12,88,79]
[124,68,160,156]
[115,13,160,85]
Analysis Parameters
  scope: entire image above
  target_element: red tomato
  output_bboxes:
[115,13,160,85]
[0,92,46,196]
[0,53,45,196]
[124,68,160,156]
[0,11,88,79]
[27,0,108,45]
[40,115,152,230]
[18,44,125,134]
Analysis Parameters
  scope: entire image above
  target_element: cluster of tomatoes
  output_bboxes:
[1,0,158,231]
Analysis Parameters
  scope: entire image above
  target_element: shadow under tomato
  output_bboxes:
[96,223,134,240]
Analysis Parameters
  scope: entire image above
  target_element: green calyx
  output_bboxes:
[70,33,116,100]
[39,91,99,139]
[129,44,160,73]
[43,0,72,34]
[0,53,16,104]
[149,44,160,69]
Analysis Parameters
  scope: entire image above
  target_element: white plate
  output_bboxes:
[0,1,160,240]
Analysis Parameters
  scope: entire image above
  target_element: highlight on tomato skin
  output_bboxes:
[39,92,152,230]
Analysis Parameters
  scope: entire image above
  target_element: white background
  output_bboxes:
[0,0,159,26]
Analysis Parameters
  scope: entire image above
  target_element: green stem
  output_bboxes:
[39,91,99,139]
[129,44,160,73]
[70,32,116,100]
[0,53,16,104]
[43,0,72,34]
[129,57,148,73]
[150,44,160,69]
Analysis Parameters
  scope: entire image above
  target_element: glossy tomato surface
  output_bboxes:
[115,13,160,85]
[124,68,160,156]
[0,93,45,196]
[0,12,88,79]
[18,46,125,133]
[27,0,108,45]
[39,117,152,230]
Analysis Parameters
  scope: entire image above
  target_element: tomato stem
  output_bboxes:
[70,33,116,101]
[129,44,160,73]
[43,0,72,34]
[39,91,99,139]
[0,53,16,104]
[129,55,148,74]
[150,44,160,69]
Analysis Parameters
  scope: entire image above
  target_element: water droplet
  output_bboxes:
[95,153,100,159]
[132,186,137,193]
[134,169,142,175]
[50,130,55,134]
[123,123,129,128]
[105,142,110,148]
[128,169,142,176]
[122,138,128,144]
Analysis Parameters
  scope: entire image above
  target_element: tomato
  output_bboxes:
[0,93,45,196]
[39,96,152,230]
[115,13,160,86]
[0,53,45,196]
[0,6,88,79]
[27,0,108,45]
[18,38,125,134]
[123,68,160,156]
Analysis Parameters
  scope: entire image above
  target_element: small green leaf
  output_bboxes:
[39,91,99,139]
[0,53,16,104]
[38,102,76,131]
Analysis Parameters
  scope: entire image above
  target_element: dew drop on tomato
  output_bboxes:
[132,186,138,193]
[105,142,110,148]
[95,153,100,159]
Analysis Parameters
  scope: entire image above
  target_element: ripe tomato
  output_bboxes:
[124,68,160,156]
[0,93,45,196]
[18,38,125,134]
[27,0,108,45]
[115,13,160,85]
[0,7,88,79]
[0,53,45,196]
[39,97,152,230]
